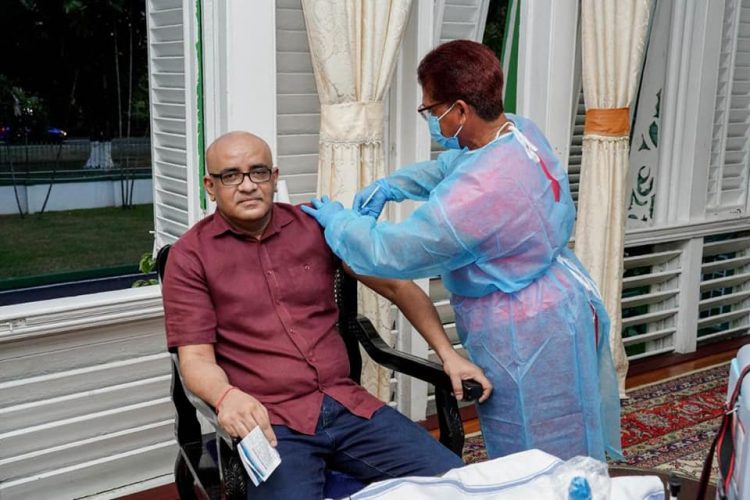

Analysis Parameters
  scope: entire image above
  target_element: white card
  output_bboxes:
[238,426,282,486]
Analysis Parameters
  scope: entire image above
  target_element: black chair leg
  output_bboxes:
[175,452,198,500]
[435,387,465,457]
[220,439,248,500]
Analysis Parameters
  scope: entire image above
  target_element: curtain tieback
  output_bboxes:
[320,102,384,144]
[583,107,630,137]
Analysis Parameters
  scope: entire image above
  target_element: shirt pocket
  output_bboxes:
[286,262,335,307]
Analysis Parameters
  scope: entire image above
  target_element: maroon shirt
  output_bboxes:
[162,203,383,434]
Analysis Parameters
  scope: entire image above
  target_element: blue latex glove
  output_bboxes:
[300,195,345,228]
[352,179,395,219]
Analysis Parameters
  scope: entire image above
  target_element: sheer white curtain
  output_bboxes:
[574,0,652,396]
[301,0,412,400]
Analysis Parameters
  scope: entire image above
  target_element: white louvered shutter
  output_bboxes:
[434,0,491,46]
[707,0,750,216]
[275,0,319,205]
[698,232,750,341]
[620,231,750,361]
[568,88,585,207]
[147,0,203,249]
[620,244,682,360]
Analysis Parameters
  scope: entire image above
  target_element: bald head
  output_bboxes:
[206,131,273,174]
[202,130,279,238]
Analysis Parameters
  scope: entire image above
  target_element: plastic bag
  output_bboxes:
[552,456,611,500]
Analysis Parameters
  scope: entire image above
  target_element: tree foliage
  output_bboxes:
[482,0,509,62]
[0,0,149,137]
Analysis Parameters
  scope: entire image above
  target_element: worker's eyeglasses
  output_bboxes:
[210,167,273,186]
[417,102,446,121]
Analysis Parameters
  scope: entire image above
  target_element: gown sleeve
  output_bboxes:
[324,165,532,280]
[385,149,463,201]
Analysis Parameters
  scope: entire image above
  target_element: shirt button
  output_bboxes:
[290,328,295,334]
[304,265,311,271]
[267,271,273,275]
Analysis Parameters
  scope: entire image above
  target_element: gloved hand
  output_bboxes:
[352,179,395,219]
[300,195,345,228]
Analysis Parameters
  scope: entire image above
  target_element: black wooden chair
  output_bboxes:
[156,244,481,499]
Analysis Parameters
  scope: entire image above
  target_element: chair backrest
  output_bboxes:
[157,245,203,449]
[156,244,170,283]
[334,268,363,384]
[274,179,290,203]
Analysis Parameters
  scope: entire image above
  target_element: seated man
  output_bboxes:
[162,131,492,500]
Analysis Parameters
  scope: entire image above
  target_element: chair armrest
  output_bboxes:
[351,315,479,456]
[170,353,235,447]
[351,315,482,402]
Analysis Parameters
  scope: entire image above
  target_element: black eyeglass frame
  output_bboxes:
[417,102,446,121]
[209,167,274,186]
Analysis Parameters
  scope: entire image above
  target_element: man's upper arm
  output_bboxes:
[343,262,404,303]
[163,245,218,348]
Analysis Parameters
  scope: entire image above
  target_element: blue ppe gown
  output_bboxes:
[323,114,622,461]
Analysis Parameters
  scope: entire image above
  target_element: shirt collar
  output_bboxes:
[207,204,294,240]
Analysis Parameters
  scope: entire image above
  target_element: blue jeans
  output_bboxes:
[246,395,463,499]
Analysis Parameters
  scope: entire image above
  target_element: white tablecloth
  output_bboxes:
[346,449,664,500]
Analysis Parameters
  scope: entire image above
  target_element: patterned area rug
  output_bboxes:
[462,363,729,482]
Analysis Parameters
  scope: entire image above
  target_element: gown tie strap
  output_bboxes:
[510,126,561,202]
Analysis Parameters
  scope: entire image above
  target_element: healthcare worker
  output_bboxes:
[302,40,622,461]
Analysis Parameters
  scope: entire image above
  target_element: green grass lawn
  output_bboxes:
[0,205,154,287]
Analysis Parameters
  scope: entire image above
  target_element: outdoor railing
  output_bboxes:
[0,138,152,214]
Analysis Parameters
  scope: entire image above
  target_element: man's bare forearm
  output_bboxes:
[388,281,458,362]
[178,345,234,408]
[351,268,457,362]
[177,344,277,441]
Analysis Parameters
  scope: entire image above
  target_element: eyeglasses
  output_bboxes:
[417,102,445,121]
[210,167,273,186]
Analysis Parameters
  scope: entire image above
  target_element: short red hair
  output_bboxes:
[417,40,504,121]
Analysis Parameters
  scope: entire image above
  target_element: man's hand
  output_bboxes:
[300,195,344,228]
[441,352,492,403]
[217,388,277,446]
